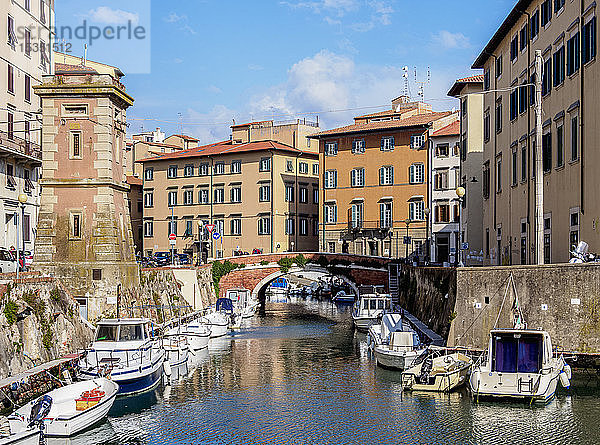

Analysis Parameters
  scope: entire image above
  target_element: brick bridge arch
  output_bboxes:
[216,252,391,299]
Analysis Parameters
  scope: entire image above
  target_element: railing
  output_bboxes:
[274,118,319,128]
[0,129,42,160]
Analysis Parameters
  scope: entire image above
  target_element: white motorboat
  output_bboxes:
[183,320,211,350]
[201,311,229,338]
[368,313,425,370]
[8,378,118,438]
[226,289,259,319]
[401,348,473,392]
[79,318,165,396]
[163,327,190,367]
[0,421,39,445]
[469,328,571,404]
[352,291,392,332]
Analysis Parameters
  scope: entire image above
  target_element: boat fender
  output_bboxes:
[472,369,481,393]
[563,363,572,380]
[559,371,570,389]
[164,360,172,378]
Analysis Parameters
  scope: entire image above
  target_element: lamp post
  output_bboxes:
[17,193,27,278]
[404,218,411,260]
[424,208,430,264]
[455,186,466,267]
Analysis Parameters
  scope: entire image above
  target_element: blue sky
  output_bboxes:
[56,0,517,143]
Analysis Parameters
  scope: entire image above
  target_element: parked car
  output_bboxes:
[153,251,171,267]
[252,248,263,255]
[233,250,249,256]
[176,253,191,265]
[0,248,18,274]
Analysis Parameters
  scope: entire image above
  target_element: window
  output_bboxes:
[168,165,178,178]
[312,163,319,176]
[531,10,540,39]
[24,74,31,102]
[496,156,502,192]
[144,220,153,237]
[529,74,536,106]
[214,188,224,203]
[7,64,14,93]
[25,0,30,11]
[521,146,527,182]
[556,124,564,167]
[300,218,308,236]
[324,170,337,189]
[324,204,337,224]
[434,169,449,190]
[495,100,502,133]
[231,160,241,173]
[313,188,319,204]
[571,116,578,161]
[381,136,395,151]
[144,168,154,181]
[541,0,552,27]
[510,89,518,121]
[168,191,177,207]
[461,98,467,115]
[583,17,597,64]
[259,184,271,202]
[325,141,338,156]
[299,162,308,174]
[380,202,392,228]
[484,112,490,142]
[436,144,449,157]
[70,132,82,158]
[168,219,177,237]
[352,139,365,154]
[259,157,271,172]
[258,217,271,235]
[8,16,17,47]
[184,190,193,205]
[40,0,46,23]
[351,168,365,187]
[144,191,154,208]
[409,163,424,184]
[542,132,552,172]
[512,149,518,186]
[231,186,241,203]
[495,55,503,78]
[379,166,394,185]
[214,162,225,175]
[410,135,425,149]
[542,58,552,96]
[518,83,527,114]
[299,187,308,203]
[231,218,241,236]
[313,218,319,236]
[510,35,519,61]
[483,162,490,199]
[184,164,194,177]
[544,216,551,263]
[328,242,336,253]
[520,25,528,51]
[409,201,425,221]
[570,209,579,251]
[350,203,363,229]
[286,160,294,172]
[24,29,31,57]
[567,32,581,76]
[72,213,81,238]
[553,46,565,87]
[554,0,565,12]
[199,163,209,176]
[40,39,49,69]
[435,203,450,223]
[285,218,295,235]
[285,184,294,202]
[199,189,209,204]
[183,219,193,237]
[23,214,30,242]
[484,70,490,91]
[532,138,537,178]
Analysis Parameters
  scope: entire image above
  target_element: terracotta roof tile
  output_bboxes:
[455,75,484,83]
[126,175,143,186]
[170,134,199,141]
[54,63,98,74]
[432,120,460,137]
[354,106,418,120]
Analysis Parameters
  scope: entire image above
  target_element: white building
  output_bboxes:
[428,120,461,265]
[0,0,54,253]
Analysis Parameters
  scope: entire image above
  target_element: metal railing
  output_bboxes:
[0,130,41,160]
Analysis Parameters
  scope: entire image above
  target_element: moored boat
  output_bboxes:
[401,348,472,392]
[79,318,165,396]
[352,289,391,332]
[0,422,39,445]
[368,313,426,370]
[183,320,211,350]
[163,327,190,367]
[201,310,229,338]
[226,289,259,319]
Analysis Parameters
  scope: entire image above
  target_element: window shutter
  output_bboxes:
[351,169,355,185]
[380,138,385,151]
[379,167,384,184]
[390,136,395,150]
[390,166,394,184]
[334,170,337,188]
[409,165,414,183]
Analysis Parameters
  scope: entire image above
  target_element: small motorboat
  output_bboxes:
[183,320,211,350]
[352,288,392,332]
[79,318,165,396]
[401,348,473,392]
[8,378,118,438]
[201,310,229,338]
[332,290,355,304]
[469,328,571,404]
[226,289,259,319]
[0,419,39,445]
[163,327,190,367]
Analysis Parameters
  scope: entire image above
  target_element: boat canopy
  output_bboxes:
[216,298,234,312]
[381,313,403,341]
[491,331,544,374]
[95,320,149,342]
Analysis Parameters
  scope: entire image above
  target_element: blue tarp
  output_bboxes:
[216,298,234,312]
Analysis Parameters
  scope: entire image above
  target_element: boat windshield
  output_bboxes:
[119,324,145,341]
[377,300,385,310]
[96,325,118,342]
[363,299,369,309]
[370,300,377,310]
[492,333,542,373]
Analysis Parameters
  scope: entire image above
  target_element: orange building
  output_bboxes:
[310,96,458,259]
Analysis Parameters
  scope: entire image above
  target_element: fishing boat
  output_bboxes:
[469,328,571,403]
[226,289,259,319]
[79,318,165,396]
[201,305,230,338]
[352,288,392,332]
[8,378,118,438]
[401,348,472,392]
[183,319,211,350]
[368,313,426,370]
[163,327,190,367]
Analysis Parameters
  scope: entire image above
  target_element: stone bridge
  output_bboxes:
[215,252,392,300]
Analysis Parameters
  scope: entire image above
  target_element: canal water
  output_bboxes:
[53,300,600,444]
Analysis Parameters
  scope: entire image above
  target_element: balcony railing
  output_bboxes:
[0,130,41,161]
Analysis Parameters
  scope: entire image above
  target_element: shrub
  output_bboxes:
[3,299,18,325]
[294,254,308,268]
[277,257,294,273]
[50,287,61,302]
[260,260,270,266]
[212,260,242,296]
[317,255,329,268]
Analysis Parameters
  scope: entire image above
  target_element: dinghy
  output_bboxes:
[401,348,472,392]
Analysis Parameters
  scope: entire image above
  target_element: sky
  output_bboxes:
[55,0,517,144]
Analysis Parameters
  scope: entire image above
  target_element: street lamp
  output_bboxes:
[424,208,430,264]
[404,218,411,260]
[455,187,466,267]
[17,193,27,278]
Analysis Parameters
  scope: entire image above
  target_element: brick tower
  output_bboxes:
[33,62,137,320]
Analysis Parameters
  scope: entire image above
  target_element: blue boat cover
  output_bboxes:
[216,298,234,312]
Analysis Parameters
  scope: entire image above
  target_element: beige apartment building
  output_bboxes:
[474,0,598,264]
[0,0,54,253]
[310,96,458,259]
[138,121,320,261]
[448,75,485,266]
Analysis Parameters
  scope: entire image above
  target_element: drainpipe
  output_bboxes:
[209,155,214,259]
[294,138,300,252]
[321,138,326,252]
[580,0,585,216]
[270,149,274,254]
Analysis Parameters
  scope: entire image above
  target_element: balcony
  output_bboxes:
[0,130,42,164]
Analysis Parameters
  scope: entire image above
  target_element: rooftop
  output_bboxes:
[448,74,484,97]
[432,120,460,137]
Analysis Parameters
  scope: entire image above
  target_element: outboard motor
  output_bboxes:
[28,395,52,428]
[419,356,434,384]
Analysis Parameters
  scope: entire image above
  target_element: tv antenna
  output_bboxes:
[415,66,431,102]
[402,66,411,98]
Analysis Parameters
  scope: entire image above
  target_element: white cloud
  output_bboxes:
[432,30,471,49]
[207,85,222,94]
[281,0,393,28]
[184,105,237,145]
[281,0,358,15]
[173,57,184,64]
[165,11,196,34]
[165,12,187,23]
[87,6,139,25]
[248,63,264,71]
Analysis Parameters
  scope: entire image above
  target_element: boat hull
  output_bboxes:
[403,367,471,392]
[186,333,210,350]
[0,429,39,445]
[469,370,560,404]
[374,347,420,371]
[353,316,378,332]
[81,359,163,396]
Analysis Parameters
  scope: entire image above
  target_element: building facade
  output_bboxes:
[448,75,485,266]
[428,121,461,265]
[310,96,458,259]
[474,0,598,265]
[139,132,320,261]
[0,0,54,252]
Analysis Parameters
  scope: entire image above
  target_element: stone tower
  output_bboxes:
[33,64,137,321]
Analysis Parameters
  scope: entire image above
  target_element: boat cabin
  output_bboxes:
[94,319,152,343]
[360,296,391,312]
[489,329,553,374]
[226,288,251,307]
